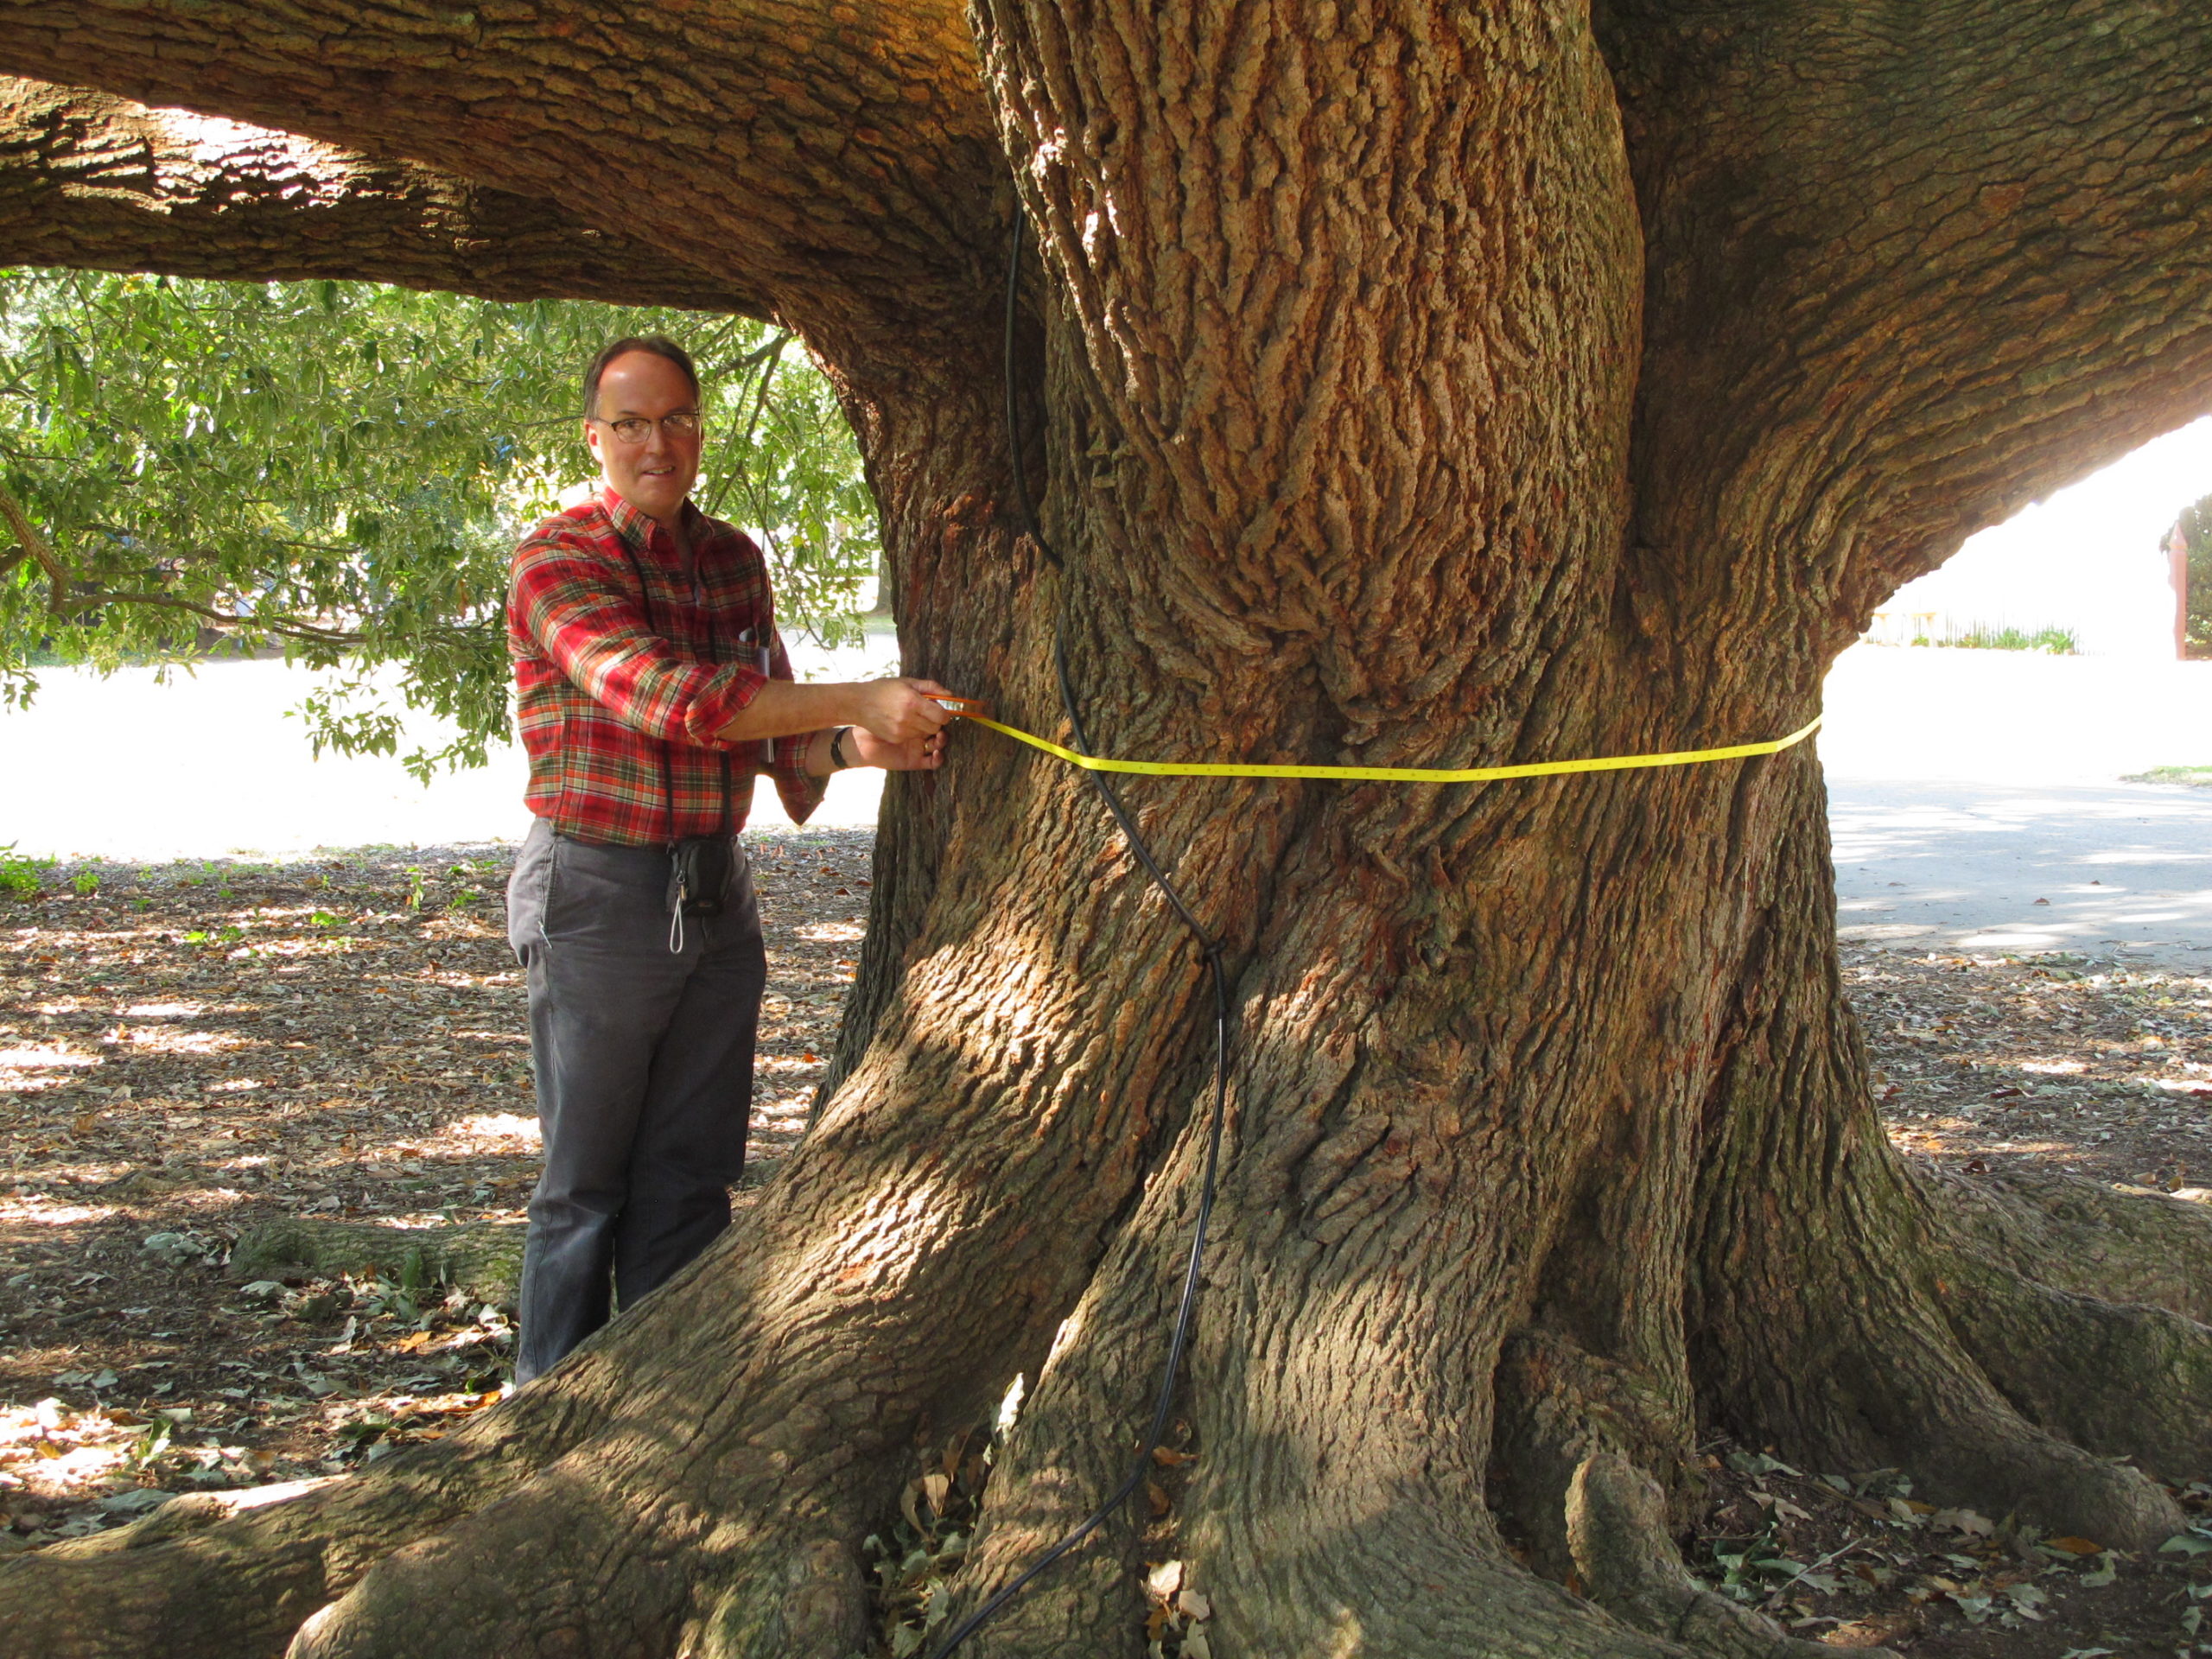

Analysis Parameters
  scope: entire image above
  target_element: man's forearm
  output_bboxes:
[712,679,868,743]
[798,727,838,779]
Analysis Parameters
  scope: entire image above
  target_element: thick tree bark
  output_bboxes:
[0,77,764,313]
[0,0,1006,372]
[2,1,2211,1656]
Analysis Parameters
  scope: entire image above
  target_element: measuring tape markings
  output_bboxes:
[938,701,1824,783]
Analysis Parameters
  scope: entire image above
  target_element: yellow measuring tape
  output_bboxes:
[957,711,1823,784]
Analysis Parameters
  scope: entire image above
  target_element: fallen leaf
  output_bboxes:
[1151,1446,1195,1467]
[1146,1560,1183,1599]
[1927,1507,1993,1535]
[1145,1478,1170,1518]
[1177,1589,1211,1621]
[2043,1535,2104,1555]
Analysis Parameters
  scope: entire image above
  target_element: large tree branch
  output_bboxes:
[0,0,1006,370]
[1599,0,2212,656]
[0,78,765,314]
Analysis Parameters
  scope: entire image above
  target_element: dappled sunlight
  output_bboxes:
[446,1113,541,1153]
[1852,946,2212,1191]
[789,1179,957,1302]
[0,834,874,1548]
[1832,780,2212,960]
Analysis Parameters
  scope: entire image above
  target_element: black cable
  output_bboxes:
[924,215,1236,1659]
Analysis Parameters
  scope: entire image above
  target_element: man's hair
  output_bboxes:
[582,335,700,421]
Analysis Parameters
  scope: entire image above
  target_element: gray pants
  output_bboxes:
[505,819,766,1383]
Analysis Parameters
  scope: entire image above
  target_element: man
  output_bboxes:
[504,334,958,1383]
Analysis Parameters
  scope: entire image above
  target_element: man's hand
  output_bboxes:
[849,724,949,772]
[848,678,957,745]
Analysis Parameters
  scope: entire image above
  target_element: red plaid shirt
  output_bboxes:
[508,487,823,845]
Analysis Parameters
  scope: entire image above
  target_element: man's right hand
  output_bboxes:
[849,678,959,744]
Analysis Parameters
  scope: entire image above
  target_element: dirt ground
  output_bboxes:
[3,839,2211,1656]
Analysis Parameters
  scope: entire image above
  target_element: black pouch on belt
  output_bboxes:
[669,833,736,917]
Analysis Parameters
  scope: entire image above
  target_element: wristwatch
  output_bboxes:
[829,726,855,771]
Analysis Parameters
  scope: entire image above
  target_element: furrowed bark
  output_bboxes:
[1689,754,2184,1550]
[1600,0,2212,654]
[1932,1163,2212,1325]
[0,0,1004,360]
[0,1377,604,1659]
[0,78,761,311]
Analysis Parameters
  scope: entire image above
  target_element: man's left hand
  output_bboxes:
[850,725,947,772]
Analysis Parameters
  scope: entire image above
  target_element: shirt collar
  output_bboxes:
[599,486,707,563]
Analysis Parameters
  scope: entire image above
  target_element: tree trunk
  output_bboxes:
[3,0,2212,1655]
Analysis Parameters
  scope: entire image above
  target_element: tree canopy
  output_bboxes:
[0,270,878,773]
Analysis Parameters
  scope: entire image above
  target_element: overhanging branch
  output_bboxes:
[0,0,1005,359]
[0,78,768,315]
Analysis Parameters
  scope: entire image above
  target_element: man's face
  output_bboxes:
[584,349,702,526]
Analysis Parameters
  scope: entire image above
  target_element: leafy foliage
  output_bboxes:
[1906,621,2079,653]
[0,270,879,774]
[2179,491,2212,658]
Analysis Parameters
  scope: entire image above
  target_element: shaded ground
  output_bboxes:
[3,842,2211,1654]
[0,834,868,1541]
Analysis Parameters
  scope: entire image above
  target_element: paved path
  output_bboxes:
[1820,645,2212,969]
[1830,780,2212,969]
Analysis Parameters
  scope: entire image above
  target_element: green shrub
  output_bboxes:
[1909,624,2077,653]
[0,844,51,897]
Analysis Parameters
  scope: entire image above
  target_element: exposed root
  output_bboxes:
[1936,1250,2212,1478]
[1690,766,2190,1554]
[282,1400,884,1659]
[0,1369,601,1659]
[1567,1452,1878,1659]
[1493,1335,1881,1659]
[1927,1161,2212,1324]
[228,1217,524,1305]
[1693,1122,2188,1550]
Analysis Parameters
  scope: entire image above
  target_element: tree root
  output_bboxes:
[1568,1452,1871,1659]
[1493,1334,1887,1659]
[227,1217,524,1305]
[1926,1160,2212,1324]
[1933,1243,2212,1480]
[0,1370,600,1659]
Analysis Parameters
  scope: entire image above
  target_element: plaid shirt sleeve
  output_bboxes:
[511,529,767,752]
[760,620,828,826]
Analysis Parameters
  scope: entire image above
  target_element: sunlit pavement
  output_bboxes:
[1829,783,2212,968]
[1822,645,2212,968]
[12,641,2212,968]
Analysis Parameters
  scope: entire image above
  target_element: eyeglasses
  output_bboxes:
[590,410,702,444]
